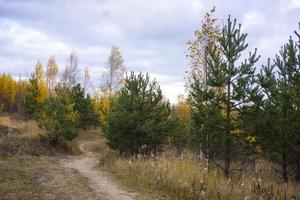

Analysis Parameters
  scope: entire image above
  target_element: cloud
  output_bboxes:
[0,19,71,57]
[0,0,299,103]
[280,0,300,12]
[243,12,265,30]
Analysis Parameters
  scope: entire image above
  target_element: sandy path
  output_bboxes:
[61,140,136,200]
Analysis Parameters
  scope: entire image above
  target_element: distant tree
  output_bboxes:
[170,96,191,154]
[70,84,99,129]
[93,95,110,125]
[15,77,27,114]
[35,61,43,80]
[104,72,174,155]
[34,61,48,103]
[62,52,79,89]
[0,74,18,112]
[24,75,40,117]
[190,16,260,177]
[100,46,126,96]
[36,87,78,145]
[83,67,91,92]
[46,56,58,94]
[257,31,300,182]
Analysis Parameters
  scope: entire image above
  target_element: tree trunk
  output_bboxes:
[224,140,231,178]
[296,154,300,181]
[224,66,232,179]
[282,150,288,183]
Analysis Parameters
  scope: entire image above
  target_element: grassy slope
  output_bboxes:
[0,115,97,200]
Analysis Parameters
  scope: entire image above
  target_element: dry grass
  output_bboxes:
[0,114,98,200]
[0,114,40,139]
[95,138,300,200]
[0,114,83,155]
[0,114,56,156]
[0,156,97,200]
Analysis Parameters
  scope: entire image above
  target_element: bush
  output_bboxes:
[36,95,78,146]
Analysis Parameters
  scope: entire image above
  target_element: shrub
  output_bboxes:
[36,95,78,146]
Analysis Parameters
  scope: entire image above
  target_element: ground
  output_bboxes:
[61,140,137,200]
[0,156,97,200]
[0,139,138,200]
[0,116,139,200]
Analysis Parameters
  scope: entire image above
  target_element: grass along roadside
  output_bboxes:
[93,137,300,200]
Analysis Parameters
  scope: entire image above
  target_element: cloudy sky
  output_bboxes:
[0,0,299,103]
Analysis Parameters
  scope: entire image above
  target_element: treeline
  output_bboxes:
[0,74,27,113]
[0,47,123,145]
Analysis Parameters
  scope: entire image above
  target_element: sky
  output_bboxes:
[0,0,299,103]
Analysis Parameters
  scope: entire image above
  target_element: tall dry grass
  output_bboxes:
[96,139,300,199]
[0,114,80,155]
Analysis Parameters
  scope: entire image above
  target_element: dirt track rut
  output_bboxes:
[61,141,136,200]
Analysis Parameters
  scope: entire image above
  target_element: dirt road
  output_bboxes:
[61,140,136,200]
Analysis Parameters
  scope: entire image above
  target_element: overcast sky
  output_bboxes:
[0,0,299,103]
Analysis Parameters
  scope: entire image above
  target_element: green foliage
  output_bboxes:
[34,83,99,146]
[36,91,78,145]
[70,84,99,129]
[24,75,40,118]
[169,98,191,154]
[190,16,260,176]
[256,30,300,182]
[104,72,174,155]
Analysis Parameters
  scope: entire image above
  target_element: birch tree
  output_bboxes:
[46,56,58,93]
[100,46,126,96]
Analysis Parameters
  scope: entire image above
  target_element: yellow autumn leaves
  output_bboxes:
[219,106,256,143]
[34,61,48,103]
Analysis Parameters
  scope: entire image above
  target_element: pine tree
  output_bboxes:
[70,84,99,129]
[294,24,300,181]
[24,75,40,117]
[257,29,300,182]
[104,72,174,155]
[190,16,260,177]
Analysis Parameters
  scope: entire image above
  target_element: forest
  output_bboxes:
[0,6,300,200]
